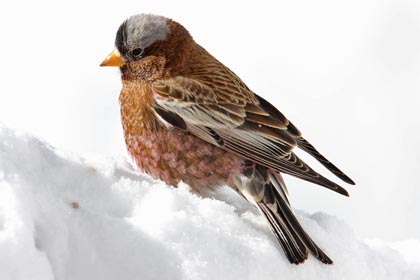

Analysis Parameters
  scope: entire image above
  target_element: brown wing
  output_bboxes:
[255,94,356,185]
[151,73,352,195]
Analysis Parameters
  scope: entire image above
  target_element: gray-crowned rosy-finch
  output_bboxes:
[100,14,355,265]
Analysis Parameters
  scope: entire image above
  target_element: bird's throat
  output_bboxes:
[120,80,161,136]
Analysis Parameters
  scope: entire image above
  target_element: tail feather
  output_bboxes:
[236,164,333,264]
[257,202,308,264]
[271,185,333,264]
[268,172,289,205]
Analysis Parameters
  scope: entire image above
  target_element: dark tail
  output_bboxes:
[237,164,333,264]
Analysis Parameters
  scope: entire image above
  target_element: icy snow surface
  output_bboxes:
[0,126,419,280]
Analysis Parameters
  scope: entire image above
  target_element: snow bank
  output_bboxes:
[0,126,419,280]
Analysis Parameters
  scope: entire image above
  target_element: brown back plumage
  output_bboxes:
[102,14,355,265]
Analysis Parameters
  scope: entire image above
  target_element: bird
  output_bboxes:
[100,14,355,265]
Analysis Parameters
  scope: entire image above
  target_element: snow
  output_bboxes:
[1,0,420,242]
[0,126,419,280]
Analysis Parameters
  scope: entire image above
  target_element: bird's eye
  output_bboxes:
[131,48,143,58]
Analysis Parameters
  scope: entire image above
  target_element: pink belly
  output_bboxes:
[125,129,244,193]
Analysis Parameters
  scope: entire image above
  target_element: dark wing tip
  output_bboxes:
[296,137,356,186]
[346,177,356,186]
[336,185,350,197]
[311,173,350,197]
[253,94,355,187]
[331,167,356,185]
[324,179,349,197]
[330,172,355,187]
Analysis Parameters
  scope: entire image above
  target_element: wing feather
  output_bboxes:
[151,73,353,195]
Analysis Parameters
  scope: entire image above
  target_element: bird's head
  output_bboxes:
[100,14,192,80]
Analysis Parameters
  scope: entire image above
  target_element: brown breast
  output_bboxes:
[119,79,244,193]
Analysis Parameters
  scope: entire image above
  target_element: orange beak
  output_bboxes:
[100,48,125,67]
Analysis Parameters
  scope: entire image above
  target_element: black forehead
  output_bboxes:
[115,21,129,55]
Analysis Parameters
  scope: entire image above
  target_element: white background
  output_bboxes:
[0,0,419,241]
